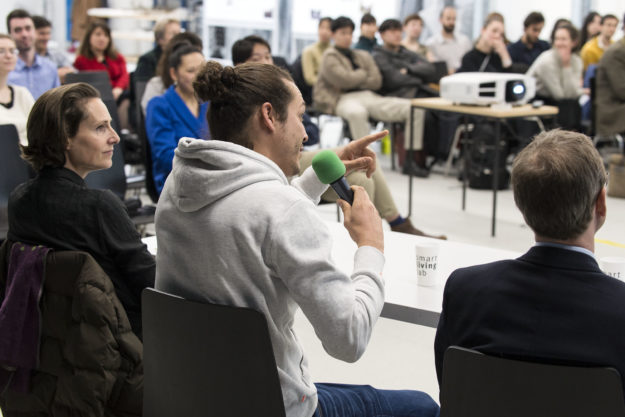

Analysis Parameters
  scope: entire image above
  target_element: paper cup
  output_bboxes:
[416,242,439,286]
[600,257,625,281]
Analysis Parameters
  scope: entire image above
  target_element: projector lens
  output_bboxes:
[506,80,526,102]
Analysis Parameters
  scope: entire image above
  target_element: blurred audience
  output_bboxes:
[74,20,130,129]
[32,15,75,83]
[301,17,332,87]
[401,13,434,61]
[6,9,59,99]
[0,33,34,145]
[507,12,550,70]
[527,23,583,101]
[353,13,378,53]
[373,19,435,98]
[595,19,625,137]
[425,6,472,73]
[457,14,512,73]
[580,11,602,51]
[581,14,619,71]
[314,16,428,176]
[135,18,181,83]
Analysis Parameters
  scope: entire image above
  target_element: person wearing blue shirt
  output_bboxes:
[507,11,550,70]
[146,42,208,194]
[6,9,59,99]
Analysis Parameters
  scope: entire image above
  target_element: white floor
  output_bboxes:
[297,150,625,404]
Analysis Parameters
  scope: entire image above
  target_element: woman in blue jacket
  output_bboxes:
[146,42,208,194]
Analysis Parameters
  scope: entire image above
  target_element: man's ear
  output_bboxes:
[259,102,276,133]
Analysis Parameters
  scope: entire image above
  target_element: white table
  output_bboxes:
[143,221,519,328]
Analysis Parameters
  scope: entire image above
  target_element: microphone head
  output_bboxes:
[311,150,346,185]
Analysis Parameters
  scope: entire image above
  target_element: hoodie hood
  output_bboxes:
[163,138,288,212]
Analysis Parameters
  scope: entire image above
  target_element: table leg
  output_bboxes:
[492,119,501,237]
[462,115,469,211]
[408,105,414,217]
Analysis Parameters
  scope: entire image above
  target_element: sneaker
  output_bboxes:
[390,218,447,240]
[402,163,430,178]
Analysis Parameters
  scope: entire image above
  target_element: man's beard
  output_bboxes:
[443,24,455,34]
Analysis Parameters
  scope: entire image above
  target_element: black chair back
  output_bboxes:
[138,110,159,203]
[0,125,30,241]
[142,288,286,417]
[440,346,625,417]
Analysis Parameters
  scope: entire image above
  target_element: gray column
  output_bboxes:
[275,0,293,62]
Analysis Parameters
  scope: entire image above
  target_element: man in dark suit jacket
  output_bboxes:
[434,129,625,394]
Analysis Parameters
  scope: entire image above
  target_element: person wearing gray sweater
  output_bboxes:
[527,24,584,100]
[154,61,439,417]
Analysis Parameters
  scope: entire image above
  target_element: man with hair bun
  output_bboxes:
[435,129,625,397]
[155,61,439,417]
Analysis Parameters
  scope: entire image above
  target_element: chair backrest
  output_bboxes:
[142,288,286,417]
[138,110,159,203]
[0,125,31,241]
[440,346,625,417]
[84,142,127,199]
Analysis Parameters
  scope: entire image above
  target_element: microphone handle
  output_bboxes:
[330,177,354,205]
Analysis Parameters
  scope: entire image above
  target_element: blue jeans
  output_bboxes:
[313,383,440,417]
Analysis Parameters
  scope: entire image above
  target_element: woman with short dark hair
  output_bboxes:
[9,82,155,338]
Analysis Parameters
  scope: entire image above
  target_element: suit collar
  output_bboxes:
[519,245,601,273]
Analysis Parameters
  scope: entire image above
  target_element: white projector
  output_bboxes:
[440,72,536,106]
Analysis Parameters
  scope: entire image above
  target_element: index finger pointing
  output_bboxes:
[354,130,388,147]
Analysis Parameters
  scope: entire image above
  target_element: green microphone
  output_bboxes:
[312,150,354,204]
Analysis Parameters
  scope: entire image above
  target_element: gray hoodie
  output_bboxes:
[155,138,385,417]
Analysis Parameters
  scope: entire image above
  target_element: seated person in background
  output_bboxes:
[527,23,584,101]
[8,83,155,338]
[401,13,435,61]
[507,11,550,70]
[457,14,512,73]
[155,59,440,417]
[32,15,75,83]
[434,129,625,395]
[0,33,35,146]
[549,18,573,44]
[234,33,443,238]
[146,42,207,195]
[140,31,203,115]
[580,11,602,52]
[7,9,59,99]
[353,13,378,53]
[425,6,472,73]
[134,18,181,83]
[314,16,428,177]
[301,17,333,88]
[581,14,619,71]
[373,19,435,98]
[74,20,131,129]
[596,20,625,137]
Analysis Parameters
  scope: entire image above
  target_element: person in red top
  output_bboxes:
[74,20,130,128]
